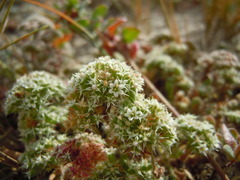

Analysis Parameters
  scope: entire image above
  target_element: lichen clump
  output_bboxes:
[4,71,68,177]
[176,114,220,154]
[144,48,194,101]
[63,56,177,178]
[5,71,65,114]
[3,56,220,179]
[66,57,177,153]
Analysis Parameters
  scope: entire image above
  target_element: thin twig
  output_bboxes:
[128,60,180,117]
[0,0,15,34]
[0,128,12,141]
[207,153,229,180]
[159,0,180,43]
[0,25,49,50]
[0,151,19,165]
[151,149,156,175]
[22,0,95,45]
[0,0,7,12]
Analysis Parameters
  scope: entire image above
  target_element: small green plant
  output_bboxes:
[175,114,220,155]
[143,47,194,101]
[4,71,68,177]
[4,56,220,179]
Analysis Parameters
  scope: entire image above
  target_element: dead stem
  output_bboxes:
[0,25,49,50]
[151,152,156,176]
[0,151,19,166]
[0,0,15,34]
[179,148,192,162]
[0,128,11,141]
[221,123,237,149]
[127,60,180,117]
[207,153,229,180]
[22,0,95,46]
[159,0,181,43]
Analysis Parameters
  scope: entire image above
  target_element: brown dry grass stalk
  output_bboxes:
[203,0,240,48]
[0,0,15,34]
[0,25,49,50]
[159,0,181,43]
[22,0,94,43]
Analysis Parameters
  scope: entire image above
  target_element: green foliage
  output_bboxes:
[4,71,68,177]
[92,5,108,20]
[20,135,67,177]
[122,27,140,43]
[3,57,221,179]
[144,47,193,100]
[223,111,240,124]
[5,71,65,115]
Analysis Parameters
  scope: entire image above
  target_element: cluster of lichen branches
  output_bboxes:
[4,56,219,179]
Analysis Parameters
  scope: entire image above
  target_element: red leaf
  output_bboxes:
[107,17,127,37]
[129,42,139,59]
[53,34,73,48]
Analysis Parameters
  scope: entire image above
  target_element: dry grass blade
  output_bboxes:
[207,153,230,180]
[0,0,15,34]
[0,25,49,50]
[0,151,19,167]
[202,0,240,49]
[159,0,181,43]
[22,0,94,44]
[128,59,180,117]
[0,0,7,12]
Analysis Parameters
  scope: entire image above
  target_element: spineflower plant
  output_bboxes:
[4,71,68,177]
[175,114,220,155]
[143,47,194,101]
[4,56,220,179]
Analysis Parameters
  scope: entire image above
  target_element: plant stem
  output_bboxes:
[207,153,230,180]
[127,60,180,117]
[0,151,19,166]
[0,0,15,34]
[22,0,95,45]
[151,151,156,175]
[0,0,7,12]
[159,0,181,43]
[0,25,49,50]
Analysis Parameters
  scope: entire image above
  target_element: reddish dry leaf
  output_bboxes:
[221,123,237,149]
[53,34,73,48]
[107,17,127,37]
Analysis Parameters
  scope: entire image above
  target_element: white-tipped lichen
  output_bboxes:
[5,71,65,114]
[197,50,240,94]
[66,56,144,131]
[163,42,189,56]
[109,97,177,156]
[91,157,163,180]
[176,114,220,154]
[4,71,68,177]
[223,110,240,124]
[4,71,67,142]
[20,134,68,177]
[5,56,224,179]
[144,49,194,94]
[67,56,144,105]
